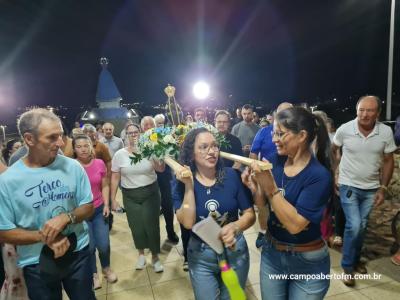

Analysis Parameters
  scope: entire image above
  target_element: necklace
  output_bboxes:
[196,173,215,195]
[279,169,290,197]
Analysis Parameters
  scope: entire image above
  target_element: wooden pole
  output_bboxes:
[163,152,272,179]
[220,152,272,170]
[164,157,192,178]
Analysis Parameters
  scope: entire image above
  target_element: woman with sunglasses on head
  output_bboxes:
[242,106,333,300]
[110,123,165,273]
[173,127,255,300]
[73,134,117,289]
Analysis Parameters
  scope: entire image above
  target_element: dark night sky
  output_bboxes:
[0,0,399,127]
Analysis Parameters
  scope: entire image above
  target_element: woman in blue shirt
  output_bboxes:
[243,107,333,300]
[173,127,256,300]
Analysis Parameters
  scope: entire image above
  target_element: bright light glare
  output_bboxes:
[89,113,95,120]
[193,81,210,100]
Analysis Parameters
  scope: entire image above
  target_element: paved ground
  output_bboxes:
[79,190,400,300]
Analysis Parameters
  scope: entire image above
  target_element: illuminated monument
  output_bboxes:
[80,57,139,133]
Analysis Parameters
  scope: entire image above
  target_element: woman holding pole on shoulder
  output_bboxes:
[172,127,255,300]
[242,106,333,300]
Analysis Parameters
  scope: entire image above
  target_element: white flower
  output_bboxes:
[163,134,175,144]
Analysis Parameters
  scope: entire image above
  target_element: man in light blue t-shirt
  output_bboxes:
[0,108,95,300]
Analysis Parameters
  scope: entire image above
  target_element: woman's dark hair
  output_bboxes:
[2,139,21,165]
[179,127,225,184]
[72,134,93,159]
[60,120,69,137]
[275,107,332,171]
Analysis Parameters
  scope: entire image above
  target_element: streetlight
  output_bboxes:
[386,0,396,120]
[193,81,210,100]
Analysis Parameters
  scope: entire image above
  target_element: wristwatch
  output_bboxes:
[67,212,77,224]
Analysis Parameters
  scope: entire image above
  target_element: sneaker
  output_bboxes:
[153,260,164,273]
[255,232,265,249]
[391,251,400,266]
[136,255,146,270]
[93,273,102,290]
[342,270,355,287]
[333,236,343,247]
[102,267,118,283]
[354,262,367,274]
[182,261,189,272]
[167,233,179,245]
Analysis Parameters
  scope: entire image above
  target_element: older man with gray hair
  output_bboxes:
[0,108,95,300]
[333,95,396,286]
[140,116,156,132]
[154,114,166,128]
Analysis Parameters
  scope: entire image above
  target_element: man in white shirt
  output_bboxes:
[332,95,396,286]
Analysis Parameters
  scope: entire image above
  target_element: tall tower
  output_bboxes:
[96,57,123,109]
[80,58,139,133]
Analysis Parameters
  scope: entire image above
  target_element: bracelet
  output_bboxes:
[379,185,388,191]
[270,189,280,199]
[67,212,77,224]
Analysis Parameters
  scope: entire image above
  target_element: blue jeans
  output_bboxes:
[187,234,249,300]
[339,184,376,271]
[260,238,330,300]
[87,204,111,273]
[23,246,95,300]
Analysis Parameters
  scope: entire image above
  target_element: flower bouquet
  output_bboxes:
[177,122,272,171]
[129,126,191,178]
[130,123,272,177]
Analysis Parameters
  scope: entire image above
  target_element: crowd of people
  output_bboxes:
[0,94,399,300]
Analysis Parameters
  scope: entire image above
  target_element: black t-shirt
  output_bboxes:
[220,133,243,168]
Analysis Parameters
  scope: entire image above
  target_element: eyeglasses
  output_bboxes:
[198,144,219,154]
[271,130,290,140]
[126,131,139,136]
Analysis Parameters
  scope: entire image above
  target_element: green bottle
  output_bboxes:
[219,259,246,300]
